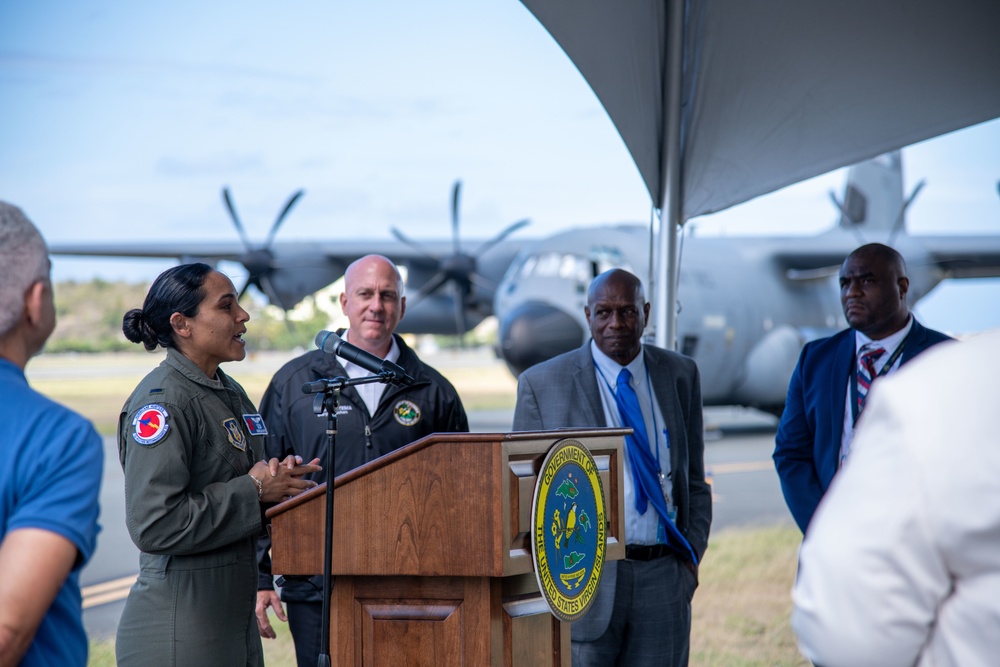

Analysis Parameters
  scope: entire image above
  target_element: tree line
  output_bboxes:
[48,279,328,354]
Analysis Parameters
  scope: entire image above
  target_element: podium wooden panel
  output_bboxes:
[266,428,626,667]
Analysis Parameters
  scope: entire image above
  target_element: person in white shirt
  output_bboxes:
[792,327,1000,667]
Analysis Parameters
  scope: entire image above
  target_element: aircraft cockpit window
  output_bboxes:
[512,252,594,283]
[559,254,590,282]
[589,247,628,276]
[517,255,537,279]
[534,253,563,277]
[515,248,630,285]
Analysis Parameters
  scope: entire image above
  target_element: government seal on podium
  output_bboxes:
[531,438,607,622]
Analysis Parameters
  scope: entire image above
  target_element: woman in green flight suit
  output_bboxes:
[115,263,320,667]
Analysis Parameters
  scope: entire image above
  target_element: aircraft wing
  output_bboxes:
[762,237,861,278]
[50,241,249,265]
[766,234,1000,281]
[921,236,1000,279]
[48,239,499,262]
[48,238,528,335]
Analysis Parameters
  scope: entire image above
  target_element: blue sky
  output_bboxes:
[2,1,999,333]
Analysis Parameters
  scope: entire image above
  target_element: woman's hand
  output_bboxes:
[250,457,322,504]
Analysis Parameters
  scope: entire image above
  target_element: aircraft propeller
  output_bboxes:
[222,186,305,311]
[390,180,528,338]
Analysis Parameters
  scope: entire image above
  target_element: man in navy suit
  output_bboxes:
[514,268,711,666]
[773,243,951,533]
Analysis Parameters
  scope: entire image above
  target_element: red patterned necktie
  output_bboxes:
[856,346,886,416]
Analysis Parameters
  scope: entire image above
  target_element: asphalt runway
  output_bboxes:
[81,406,791,640]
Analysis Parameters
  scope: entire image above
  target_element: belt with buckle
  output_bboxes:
[624,544,672,561]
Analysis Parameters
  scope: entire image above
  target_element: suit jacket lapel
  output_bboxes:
[901,318,927,363]
[828,331,857,470]
[643,347,680,473]
[571,344,607,426]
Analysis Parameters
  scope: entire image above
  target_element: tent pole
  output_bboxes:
[655,0,685,351]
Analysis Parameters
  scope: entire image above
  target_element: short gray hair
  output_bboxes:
[0,202,50,338]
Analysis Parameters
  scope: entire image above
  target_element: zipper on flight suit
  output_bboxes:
[365,424,372,448]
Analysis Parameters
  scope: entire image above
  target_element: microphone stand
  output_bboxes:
[302,371,401,667]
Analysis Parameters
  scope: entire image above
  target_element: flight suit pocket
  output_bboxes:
[164,549,238,570]
[168,550,255,664]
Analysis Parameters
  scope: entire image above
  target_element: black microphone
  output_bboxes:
[314,330,415,386]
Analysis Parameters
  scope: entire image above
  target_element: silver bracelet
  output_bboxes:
[250,473,263,500]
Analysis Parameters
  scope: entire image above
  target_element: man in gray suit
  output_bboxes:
[513,268,712,667]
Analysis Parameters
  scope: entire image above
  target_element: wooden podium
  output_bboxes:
[266,428,626,666]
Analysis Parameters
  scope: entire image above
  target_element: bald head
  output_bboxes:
[339,255,406,356]
[845,243,907,277]
[587,269,645,307]
[839,243,910,339]
[344,254,404,294]
[585,269,650,365]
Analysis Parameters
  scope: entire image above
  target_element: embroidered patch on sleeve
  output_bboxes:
[132,404,170,446]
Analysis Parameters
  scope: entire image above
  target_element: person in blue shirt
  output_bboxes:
[0,201,104,666]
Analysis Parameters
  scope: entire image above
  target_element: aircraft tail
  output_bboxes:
[828,151,918,243]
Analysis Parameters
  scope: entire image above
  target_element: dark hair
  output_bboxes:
[122,263,214,351]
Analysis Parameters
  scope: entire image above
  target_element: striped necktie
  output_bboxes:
[856,346,886,416]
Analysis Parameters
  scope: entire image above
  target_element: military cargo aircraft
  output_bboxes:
[50,180,529,337]
[50,154,1000,413]
[493,152,1000,413]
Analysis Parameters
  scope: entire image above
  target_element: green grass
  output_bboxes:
[87,639,117,667]
[28,349,516,434]
[691,525,809,666]
[87,526,808,666]
[87,611,297,667]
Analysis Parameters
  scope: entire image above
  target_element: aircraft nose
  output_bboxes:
[498,301,585,376]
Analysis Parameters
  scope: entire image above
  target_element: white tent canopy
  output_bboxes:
[520,0,1000,347]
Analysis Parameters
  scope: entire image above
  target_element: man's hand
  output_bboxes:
[684,560,699,588]
[255,589,286,639]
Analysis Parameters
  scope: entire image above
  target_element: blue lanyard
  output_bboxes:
[595,360,663,469]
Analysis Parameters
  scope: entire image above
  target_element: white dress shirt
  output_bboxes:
[839,315,913,462]
[590,340,673,546]
[339,333,401,416]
